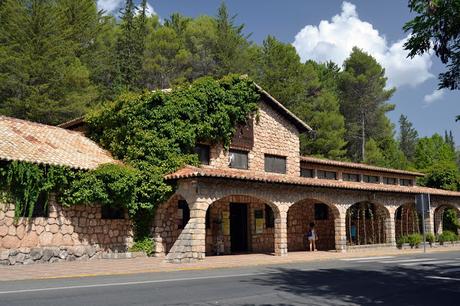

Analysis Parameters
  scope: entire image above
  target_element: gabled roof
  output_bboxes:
[165,166,460,197]
[0,116,117,170]
[254,83,312,133]
[301,156,425,177]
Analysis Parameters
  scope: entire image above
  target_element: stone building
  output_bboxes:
[153,87,460,263]
[0,116,133,265]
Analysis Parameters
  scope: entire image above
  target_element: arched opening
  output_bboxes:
[287,199,338,251]
[346,202,390,245]
[395,203,421,240]
[152,194,190,256]
[434,204,460,235]
[205,195,279,256]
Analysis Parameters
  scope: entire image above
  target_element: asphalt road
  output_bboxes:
[0,251,459,306]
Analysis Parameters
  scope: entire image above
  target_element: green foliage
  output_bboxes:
[399,114,418,162]
[443,208,460,232]
[438,230,458,245]
[404,0,460,90]
[426,232,435,245]
[422,161,460,191]
[407,233,422,248]
[129,236,154,256]
[396,235,409,248]
[339,47,396,163]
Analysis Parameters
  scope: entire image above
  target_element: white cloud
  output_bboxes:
[423,89,445,106]
[97,0,124,14]
[292,1,434,88]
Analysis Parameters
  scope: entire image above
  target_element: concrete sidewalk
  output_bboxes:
[1,246,459,281]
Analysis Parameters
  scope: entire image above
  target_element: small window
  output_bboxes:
[343,173,360,182]
[384,177,398,185]
[101,206,125,219]
[264,154,286,174]
[194,144,210,165]
[301,168,314,178]
[229,149,248,169]
[265,204,275,228]
[315,203,329,220]
[178,200,190,229]
[400,179,413,186]
[363,175,379,183]
[317,170,337,180]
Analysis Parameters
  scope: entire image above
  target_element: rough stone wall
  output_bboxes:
[0,198,133,265]
[208,99,300,176]
[287,200,336,251]
[152,195,184,256]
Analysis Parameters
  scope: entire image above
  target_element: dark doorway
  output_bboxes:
[230,203,248,253]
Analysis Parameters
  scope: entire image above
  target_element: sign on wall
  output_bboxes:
[254,209,264,234]
[222,211,230,236]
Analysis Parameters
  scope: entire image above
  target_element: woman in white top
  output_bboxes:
[307,222,318,251]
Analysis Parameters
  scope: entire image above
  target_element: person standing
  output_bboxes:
[307,222,318,251]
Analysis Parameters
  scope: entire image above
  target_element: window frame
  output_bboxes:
[264,154,287,174]
[317,170,337,180]
[229,149,249,170]
[300,168,315,178]
[363,175,379,184]
[343,173,360,182]
[400,178,413,186]
[383,177,398,185]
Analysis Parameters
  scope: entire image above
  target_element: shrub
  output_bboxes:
[438,230,458,245]
[425,233,435,246]
[129,237,154,256]
[407,233,422,248]
[396,235,408,248]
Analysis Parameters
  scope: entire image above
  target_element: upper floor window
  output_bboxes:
[343,173,360,182]
[264,154,286,174]
[300,168,315,178]
[400,179,413,186]
[383,177,398,185]
[317,170,337,180]
[194,144,210,165]
[102,206,125,219]
[229,149,248,169]
[363,175,379,184]
[231,121,254,150]
[178,200,190,229]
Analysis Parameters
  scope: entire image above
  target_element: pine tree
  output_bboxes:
[339,47,396,162]
[399,114,418,162]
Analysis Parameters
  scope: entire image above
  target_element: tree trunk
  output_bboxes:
[357,206,360,245]
[362,204,367,244]
[370,205,375,244]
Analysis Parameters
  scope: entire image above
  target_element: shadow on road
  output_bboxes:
[243,265,460,305]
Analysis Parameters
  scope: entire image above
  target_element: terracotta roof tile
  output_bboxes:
[300,156,424,177]
[0,116,117,170]
[165,165,460,197]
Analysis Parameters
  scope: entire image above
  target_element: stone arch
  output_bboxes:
[205,194,281,256]
[395,202,421,240]
[152,194,189,257]
[346,201,391,245]
[434,203,460,235]
[287,198,340,251]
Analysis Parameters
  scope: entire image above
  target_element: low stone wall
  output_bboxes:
[0,199,133,265]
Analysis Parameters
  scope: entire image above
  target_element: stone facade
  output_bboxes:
[208,98,300,176]
[0,197,133,265]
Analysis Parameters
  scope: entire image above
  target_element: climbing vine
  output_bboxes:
[0,75,260,241]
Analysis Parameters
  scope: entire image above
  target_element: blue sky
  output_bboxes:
[97,0,459,144]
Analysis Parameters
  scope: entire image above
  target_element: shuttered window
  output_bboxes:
[383,177,398,185]
[317,170,337,180]
[301,168,314,178]
[229,149,248,169]
[343,173,360,182]
[194,144,210,165]
[264,155,286,174]
[363,175,379,183]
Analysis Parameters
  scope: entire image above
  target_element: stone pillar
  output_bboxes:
[274,211,287,256]
[425,206,435,235]
[386,208,396,245]
[165,199,208,263]
[334,210,347,252]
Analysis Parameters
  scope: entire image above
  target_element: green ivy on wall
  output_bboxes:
[0,75,260,241]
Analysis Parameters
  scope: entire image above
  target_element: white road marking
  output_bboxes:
[379,258,437,264]
[440,267,460,274]
[401,260,455,266]
[340,256,395,261]
[426,276,460,281]
[0,271,278,295]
